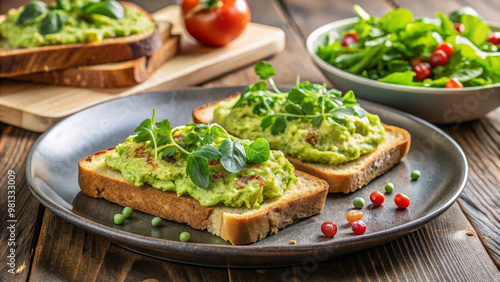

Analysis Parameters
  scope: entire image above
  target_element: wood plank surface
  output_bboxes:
[1,0,499,281]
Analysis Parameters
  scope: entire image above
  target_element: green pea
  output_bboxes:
[352,197,365,208]
[411,170,421,180]
[151,217,162,227]
[122,207,133,219]
[385,183,394,193]
[180,231,191,242]
[114,214,125,225]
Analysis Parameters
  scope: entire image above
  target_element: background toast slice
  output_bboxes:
[11,22,179,87]
[192,95,411,193]
[0,2,163,77]
[78,147,329,245]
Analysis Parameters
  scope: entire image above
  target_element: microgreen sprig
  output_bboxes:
[133,110,271,188]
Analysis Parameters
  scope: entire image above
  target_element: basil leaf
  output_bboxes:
[40,11,68,35]
[219,140,247,173]
[17,1,48,24]
[193,145,222,160]
[160,146,178,158]
[246,138,270,163]
[187,155,210,188]
[81,0,124,20]
[312,115,323,126]
[254,61,275,80]
[56,0,71,11]
[271,116,286,135]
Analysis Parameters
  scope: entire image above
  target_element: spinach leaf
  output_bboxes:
[462,15,490,47]
[378,71,416,85]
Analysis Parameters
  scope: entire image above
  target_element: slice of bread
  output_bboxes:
[78,147,329,245]
[192,95,411,193]
[0,2,163,77]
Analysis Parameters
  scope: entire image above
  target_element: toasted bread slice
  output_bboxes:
[192,95,411,193]
[78,148,329,245]
[0,2,162,77]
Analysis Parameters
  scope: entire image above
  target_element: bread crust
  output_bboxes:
[192,94,411,193]
[78,148,328,244]
[0,2,163,77]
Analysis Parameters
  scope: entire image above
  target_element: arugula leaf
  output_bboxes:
[187,155,210,188]
[219,139,247,173]
[17,1,48,24]
[245,138,270,163]
[193,145,222,160]
[254,61,275,80]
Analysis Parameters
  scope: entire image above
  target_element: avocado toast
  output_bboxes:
[78,111,328,245]
[193,62,411,193]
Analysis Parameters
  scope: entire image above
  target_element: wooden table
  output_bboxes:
[1,0,499,280]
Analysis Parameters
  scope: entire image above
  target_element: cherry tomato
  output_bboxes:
[341,32,359,47]
[487,32,500,45]
[321,222,338,237]
[455,23,464,34]
[413,62,432,81]
[410,57,426,68]
[182,0,251,47]
[436,42,454,57]
[351,220,367,235]
[445,78,464,89]
[394,193,410,209]
[346,210,364,224]
[370,191,385,206]
[429,50,448,67]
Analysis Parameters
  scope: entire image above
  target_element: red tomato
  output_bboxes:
[370,191,385,206]
[429,50,448,67]
[455,23,464,34]
[436,42,454,57]
[410,57,426,68]
[181,0,251,47]
[394,193,410,209]
[445,78,464,89]
[413,62,431,81]
[487,32,500,45]
[341,32,359,47]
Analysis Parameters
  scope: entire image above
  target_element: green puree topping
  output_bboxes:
[213,62,386,165]
[105,114,296,209]
[0,0,155,48]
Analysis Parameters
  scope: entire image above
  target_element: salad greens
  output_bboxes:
[133,110,270,188]
[316,5,500,87]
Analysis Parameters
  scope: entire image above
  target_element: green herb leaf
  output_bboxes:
[312,115,323,126]
[182,133,200,146]
[462,15,490,47]
[448,6,480,23]
[160,146,178,158]
[219,139,247,173]
[254,61,275,80]
[200,133,215,145]
[40,11,67,35]
[271,116,287,135]
[288,87,308,104]
[284,104,303,115]
[330,107,355,119]
[56,0,71,11]
[17,1,48,24]
[341,90,357,106]
[81,0,124,19]
[186,155,210,188]
[379,8,413,33]
[193,145,222,160]
[302,102,315,115]
[245,138,270,163]
[260,115,275,130]
[211,124,228,138]
[133,109,158,158]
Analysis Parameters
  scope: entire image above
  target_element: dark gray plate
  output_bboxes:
[27,86,467,267]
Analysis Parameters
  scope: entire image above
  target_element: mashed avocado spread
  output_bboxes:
[213,62,386,165]
[0,0,155,48]
[105,118,297,209]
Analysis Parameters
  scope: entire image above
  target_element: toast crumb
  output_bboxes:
[290,240,297,244]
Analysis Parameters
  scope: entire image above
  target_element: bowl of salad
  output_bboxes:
[306,5,500,124]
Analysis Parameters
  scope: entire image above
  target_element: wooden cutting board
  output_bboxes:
[0,6,286,132]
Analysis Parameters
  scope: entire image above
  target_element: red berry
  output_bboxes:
[487,32,500,45]
[410,57,426,68]
[394,193,411,209]
[429,50,448,67]
[436,42,454,57]
[445,78,464,89]
[455,23,464,34]
[321,222,338,237]
[352,220,367,235]
[370,191,385,206]
[413,62,432,81]
[341,32,359,47]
